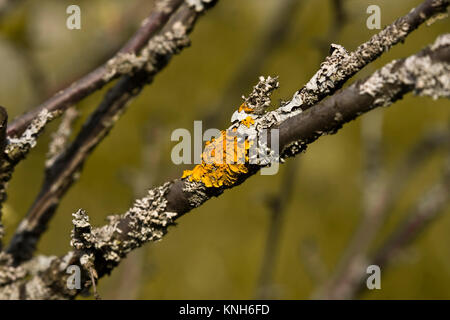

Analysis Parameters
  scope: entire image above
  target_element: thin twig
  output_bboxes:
[255,160,298,299]
[371,156,450,270]
[314,127,450,299]
[353,153,450,297]
[299,238,328,284]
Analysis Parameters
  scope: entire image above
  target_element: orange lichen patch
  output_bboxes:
[182,130,253,188]
[238,103,254,113]
[241,116,255,128]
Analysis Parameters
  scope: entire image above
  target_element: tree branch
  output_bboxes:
[280,0,449,114]
[1,32,447,299]
[6,0,185,138]
[0,108,59,248]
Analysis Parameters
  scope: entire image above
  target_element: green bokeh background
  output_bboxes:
[0,0,449,299]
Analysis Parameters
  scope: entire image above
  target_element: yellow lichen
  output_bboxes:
[182,130,253,188]
[238,103,254,113]
[241,116,255,128]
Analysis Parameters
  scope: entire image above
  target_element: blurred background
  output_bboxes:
[0,0,449,299]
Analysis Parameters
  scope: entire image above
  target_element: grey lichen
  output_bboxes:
[281,140,307,159]
[185,0,214,12]
[0,251,26,286]
[182,179,209,208]
[0,276,51,300]
[430,32,450,50]
[70,209,96,251]
[20,255,58,275]
[241,76,279,115]
[125,181,177,241]
[154,0,178,14]
[227,76,304,168]
[0,253,74,300]
[104,21,191,81]
[5,109,58,162]
[232,76,290,128]
[278,44,350,114]
[70,182,177,267]
[360,34,450,106]
[334,112,343,121]
[71,209,122,266]
[247,75,304,132]
[0,108,58,210]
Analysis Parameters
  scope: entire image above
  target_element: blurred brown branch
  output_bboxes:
[0,0,21,20]
[315,126,450,299]
[342,150,450,298]
[255,160,298,299]
[369,154,450,276]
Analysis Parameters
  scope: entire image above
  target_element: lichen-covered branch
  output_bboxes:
[278,34,450,156]
[0,33,447,299]
[0,108,58,248]
[279,0,449,114]
[6,0,185,138]
[6,0,218,264]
